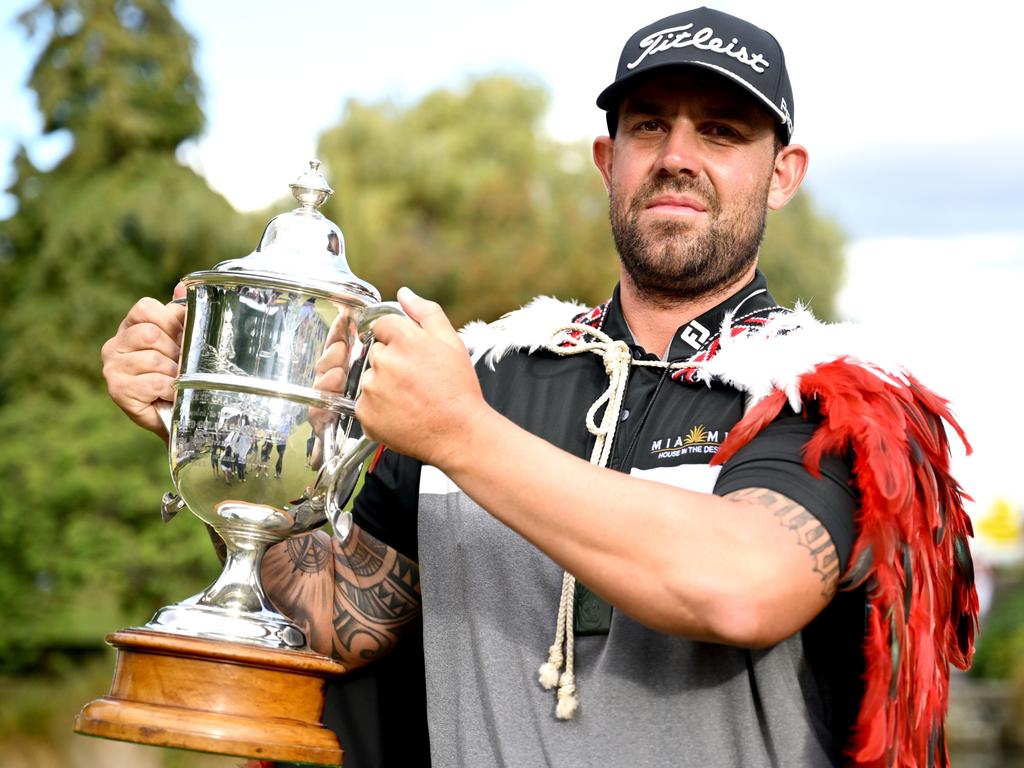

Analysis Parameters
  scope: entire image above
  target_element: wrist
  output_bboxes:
[434,401,506,477]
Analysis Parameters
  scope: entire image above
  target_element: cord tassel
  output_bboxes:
[534,325,701,720]
[538,571,575,689]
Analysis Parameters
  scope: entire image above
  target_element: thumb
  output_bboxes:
[172,281,187,301]
[397,287,459,344]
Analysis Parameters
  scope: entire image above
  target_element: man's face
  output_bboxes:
[595,70,781,304]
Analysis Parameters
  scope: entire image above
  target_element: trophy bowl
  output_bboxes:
[148,159,402,651]
[74,160,398,765]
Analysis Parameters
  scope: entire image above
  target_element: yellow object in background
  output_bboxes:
[974,498,1023,567]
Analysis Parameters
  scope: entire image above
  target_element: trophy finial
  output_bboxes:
[289,159,334,210]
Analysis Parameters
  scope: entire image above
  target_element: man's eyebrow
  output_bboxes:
[701,103,760,121]
[621,99,760,123]
[621,99,670,117]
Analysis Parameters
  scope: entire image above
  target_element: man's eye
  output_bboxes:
[706,124,740,138]
[634,120,663,133]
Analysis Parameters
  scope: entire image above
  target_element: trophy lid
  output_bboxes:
[191,160,379,303]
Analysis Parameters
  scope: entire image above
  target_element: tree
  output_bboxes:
[760,192,845,320]
[315,75,844,328]
[0,0,258,671]
[317,75,618,328]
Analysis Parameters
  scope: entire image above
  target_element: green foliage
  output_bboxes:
[0,151,256,399]
[0,385,223,672]
[971,573,1024,680]
[761,191,845,321]
[0,0,254,671]
[18,0,204,168]
[317,75,619,327]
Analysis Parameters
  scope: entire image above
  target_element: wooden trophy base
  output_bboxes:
[74,628,347,766]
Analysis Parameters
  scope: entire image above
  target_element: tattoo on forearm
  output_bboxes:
[271,527,422,665]
[331,527,421,659]
[286,535,332,574]
[345,533,388,578]
[726,488,839,599]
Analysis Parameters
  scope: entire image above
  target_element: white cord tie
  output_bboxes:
[535,322,697,719]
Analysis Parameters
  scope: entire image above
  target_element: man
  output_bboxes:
[102,8,975,767]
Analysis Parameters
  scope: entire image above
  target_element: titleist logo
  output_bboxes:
[627,24,770,74]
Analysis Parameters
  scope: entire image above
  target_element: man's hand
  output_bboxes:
[356,287,488,469]
[100,283,186,440]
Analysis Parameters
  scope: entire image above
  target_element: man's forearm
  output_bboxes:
[261,526,422,667]
[440,406,836,647]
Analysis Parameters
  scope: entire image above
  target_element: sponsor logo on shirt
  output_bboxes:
[649,424,726,460]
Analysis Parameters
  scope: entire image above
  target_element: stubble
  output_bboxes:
[610,172,770,304]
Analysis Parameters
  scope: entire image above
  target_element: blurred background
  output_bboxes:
[0,0,1021,765]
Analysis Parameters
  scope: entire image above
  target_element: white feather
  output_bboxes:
[696,303,914,412]
[458,297,918,412]
[458,296,589,368]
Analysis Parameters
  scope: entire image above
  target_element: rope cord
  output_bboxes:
[536,322,701,719]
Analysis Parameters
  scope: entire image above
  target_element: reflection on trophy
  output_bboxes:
[74,161,400,765]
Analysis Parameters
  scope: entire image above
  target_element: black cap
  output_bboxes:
[597,7,794,142]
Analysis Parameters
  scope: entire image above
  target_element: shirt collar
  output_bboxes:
[601,270,778,361]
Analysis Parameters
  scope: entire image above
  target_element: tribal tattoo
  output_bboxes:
[726,487,840,599]
[273,526,422,664]
[285,534,332,573]
[331,528,421,660]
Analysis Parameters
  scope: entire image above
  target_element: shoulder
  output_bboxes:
[695,304,916,412]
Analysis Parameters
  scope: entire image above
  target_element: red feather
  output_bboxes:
[718,357,978,767]
[711,389,787,465]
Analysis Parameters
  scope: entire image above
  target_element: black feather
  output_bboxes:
[839,544,874,592]
[954,535,974,583]
[889,610,900,700]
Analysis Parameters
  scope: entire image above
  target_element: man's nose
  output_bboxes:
[657,124,702,177]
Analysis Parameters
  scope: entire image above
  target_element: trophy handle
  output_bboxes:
[325,435,379,542]
[324,300,407,542]
[153,400,186,523]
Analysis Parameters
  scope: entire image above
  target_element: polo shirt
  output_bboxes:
[354,271,865,766]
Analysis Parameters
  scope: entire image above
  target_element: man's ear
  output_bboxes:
[767,143,809,210]
[593,135,614,193]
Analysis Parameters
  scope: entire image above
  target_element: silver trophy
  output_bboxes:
[75,161,398,765]
[148,159,399,651]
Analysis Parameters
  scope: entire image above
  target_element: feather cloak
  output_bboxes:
[462,298,979,768]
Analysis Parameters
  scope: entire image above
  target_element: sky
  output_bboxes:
[1,0,1022,543]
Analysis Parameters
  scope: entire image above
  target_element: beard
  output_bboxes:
[610,173,769,304]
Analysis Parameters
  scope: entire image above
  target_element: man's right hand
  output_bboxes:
[100,283,187,440]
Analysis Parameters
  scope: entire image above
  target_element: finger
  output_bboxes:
[315,340,351,377]
[110,372,177,416]
[396,287,460,345]
[116,322,182,361]
[395,286,452,333]
[172,281,187,301]
[364,338,388,371]
[312,367,348,395]
[110,348,181,378]
[366,312,415,346]
[119,297,184,340]
[164,298,186,332]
